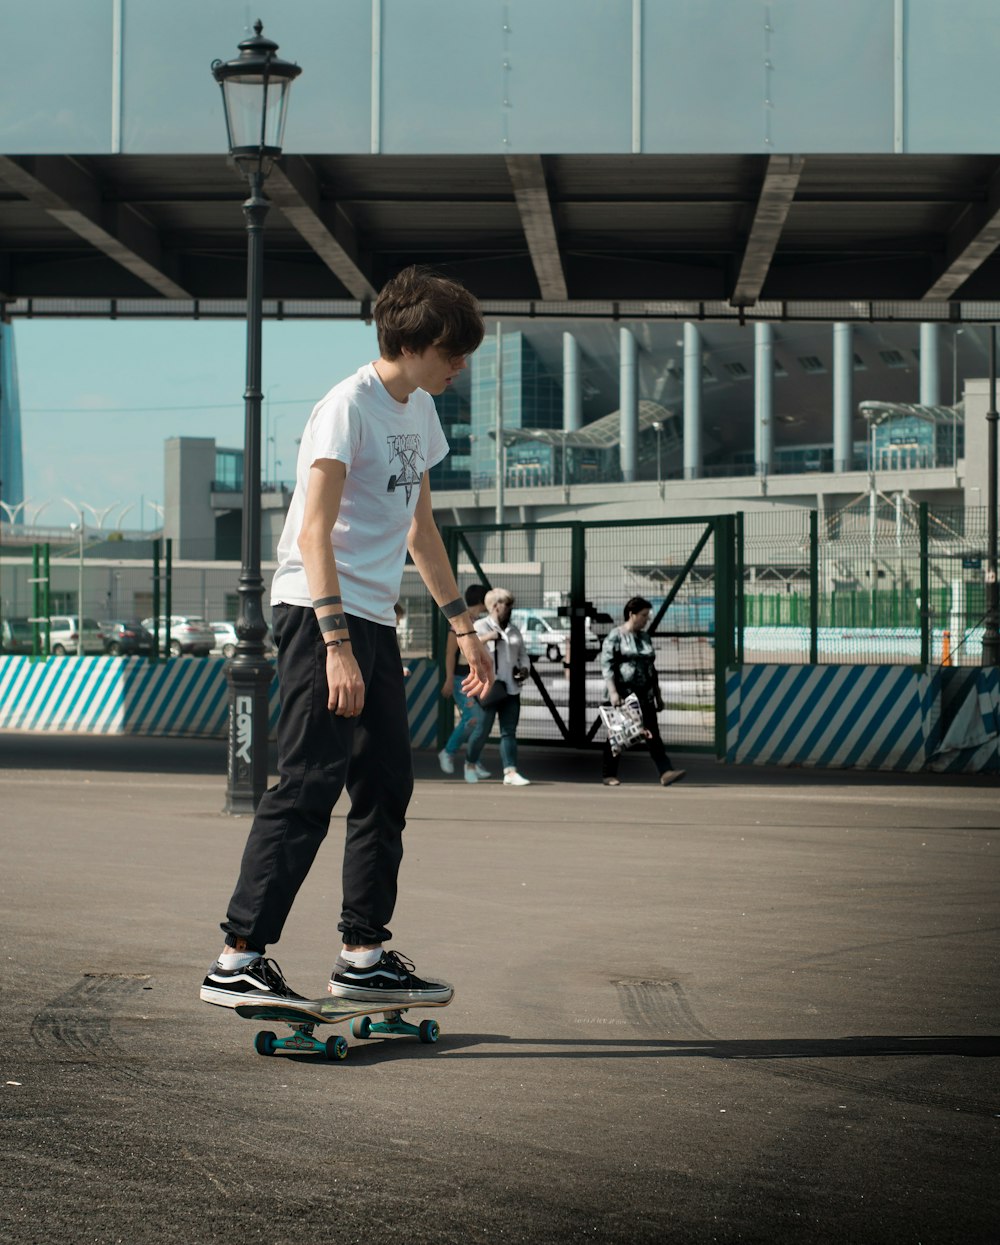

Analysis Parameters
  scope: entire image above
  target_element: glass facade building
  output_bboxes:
[446,331,563,490]
[214,448,243,493]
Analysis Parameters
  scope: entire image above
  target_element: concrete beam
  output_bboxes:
[504,155,568,301]
[266,157,377,300]
[0,155,189,299]
[731,154,805,307]
[923,161,1000,300]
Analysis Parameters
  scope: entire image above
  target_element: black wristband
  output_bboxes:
[440,597,466,620]
[325,638,351,648]
[453,629,477,637]
[319,613,348,634]
[313,595,342,609]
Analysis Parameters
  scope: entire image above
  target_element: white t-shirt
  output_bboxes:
[270,363,449,625]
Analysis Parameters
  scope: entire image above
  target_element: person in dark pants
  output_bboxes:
[201,266,492,1011]
[600,596,686,788]
[438,582,489,776]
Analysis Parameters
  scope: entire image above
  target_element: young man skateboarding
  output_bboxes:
[201,266,491,1010]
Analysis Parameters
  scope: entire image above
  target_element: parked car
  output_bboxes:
[209,621,275,659]
[100,619,154,657]
[511,609,572,661]
[49,615,105,656]
[141,615,215,657]
[0,616,35,654]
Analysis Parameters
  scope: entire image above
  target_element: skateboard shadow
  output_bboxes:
[282,1032,999,1067]
[433,1032,1000,1060]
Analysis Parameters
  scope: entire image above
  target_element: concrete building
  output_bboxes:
[161,316,982,557]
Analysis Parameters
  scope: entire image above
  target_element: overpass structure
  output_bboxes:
[0,0,998,318]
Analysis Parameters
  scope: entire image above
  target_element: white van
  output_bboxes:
[48,615,105,656]
[510,609,574,661]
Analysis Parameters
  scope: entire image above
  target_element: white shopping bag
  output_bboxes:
[599,693,646,756]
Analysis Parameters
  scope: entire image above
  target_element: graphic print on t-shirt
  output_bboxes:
[386,432,424,503]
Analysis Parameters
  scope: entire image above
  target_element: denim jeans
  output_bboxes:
[466,690,521,772]
[443,674,484,755]
[221,604,413,951]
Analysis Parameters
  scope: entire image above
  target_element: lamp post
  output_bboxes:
[651,420,664,498]
[212,21,301,814]
[65,506,85,658]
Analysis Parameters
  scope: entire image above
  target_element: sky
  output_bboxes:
[12,317,380,531]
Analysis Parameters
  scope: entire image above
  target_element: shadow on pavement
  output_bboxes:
[1,730,996,788]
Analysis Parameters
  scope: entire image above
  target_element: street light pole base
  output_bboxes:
[223,655,273,816]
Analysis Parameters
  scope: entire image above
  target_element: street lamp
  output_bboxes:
[265,383,281,484]
[651,420,664,498]
[63,501,85,659]
[212,21,301,814]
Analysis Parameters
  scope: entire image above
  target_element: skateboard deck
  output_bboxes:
[234,995,450,1060]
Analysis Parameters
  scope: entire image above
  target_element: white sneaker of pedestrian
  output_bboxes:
[473,762,491,778]
[438,749,455,775]
[464,764,479,784]
[503,769,530,786]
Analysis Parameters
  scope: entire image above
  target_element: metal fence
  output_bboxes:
[739,503,993,667]
[3,505,995,756]
[434,517,730,755]
[0,540,248,659]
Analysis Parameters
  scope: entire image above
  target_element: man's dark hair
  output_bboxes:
[374,266,485,361]
[623,595,652,620]
[464,583,488,608]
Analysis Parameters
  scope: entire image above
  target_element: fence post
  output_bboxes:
[43,544,51,656]
[809,509,819,664]
[151,540,160,662]
[31,544,41,659]
[568,521,587,748]
[714,515,736,759]
[436,526,458,749]
[735,510,745,665]
[919,501,930,668]
[164,537,173,659]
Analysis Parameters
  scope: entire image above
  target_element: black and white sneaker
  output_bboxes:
[327,950,453,1006]
[200,955,307,1010]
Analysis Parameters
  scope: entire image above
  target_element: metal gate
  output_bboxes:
[438,516,736,756]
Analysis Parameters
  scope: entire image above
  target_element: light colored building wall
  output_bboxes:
[1,0,997,155]
[164,437,217,560]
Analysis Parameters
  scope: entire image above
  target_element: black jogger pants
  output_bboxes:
[221,604,413,950]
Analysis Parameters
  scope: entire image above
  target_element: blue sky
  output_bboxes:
[13,317,380,530]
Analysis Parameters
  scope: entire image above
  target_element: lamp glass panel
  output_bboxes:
[221,75,291,151]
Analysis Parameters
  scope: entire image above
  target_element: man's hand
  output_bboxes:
[441,679,454,698]
[326,648,365,717]
[608,689,622,707]
[458,632,494,699]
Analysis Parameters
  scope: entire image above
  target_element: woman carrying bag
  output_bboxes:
[464,588,532,786]
[600,595,685,788]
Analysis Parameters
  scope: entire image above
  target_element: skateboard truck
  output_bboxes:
[254,1022,349,1061]
[249,1006,441,1060]
[350,1008,440,1043]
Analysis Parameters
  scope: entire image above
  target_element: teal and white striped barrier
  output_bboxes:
[726,664,939,771]
[0,655,440,746]
[928,668,999,773]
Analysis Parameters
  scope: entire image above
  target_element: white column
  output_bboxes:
[754,322,773,477]
[683,321,702,480]
[833,323,854,474]
[563,332,581,432]
[619,327,638,483]
[920,322,941,406]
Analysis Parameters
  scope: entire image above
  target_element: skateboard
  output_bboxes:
[234,996,448,1060]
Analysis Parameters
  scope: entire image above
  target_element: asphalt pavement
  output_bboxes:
[1,731,998,1244]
